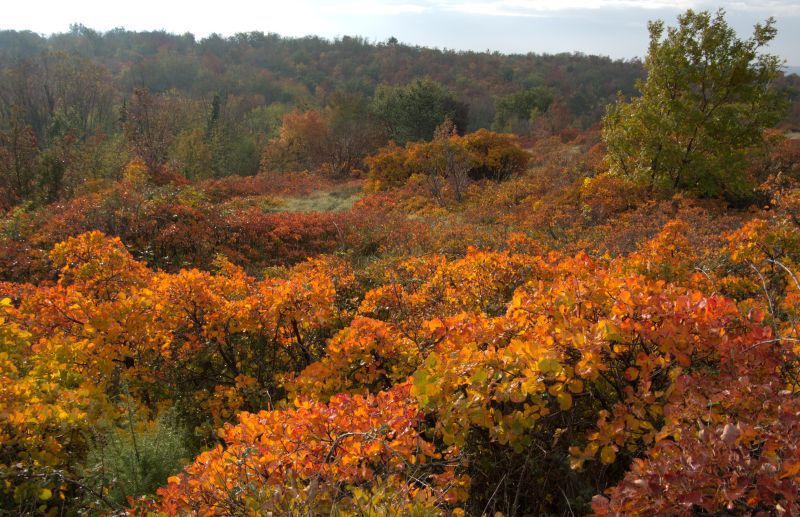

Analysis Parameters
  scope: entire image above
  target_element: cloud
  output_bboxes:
[430,0,800,16]
[324,1,430,15]
[442,0,688,16]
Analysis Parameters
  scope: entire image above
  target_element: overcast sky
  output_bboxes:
[4,1,799,65]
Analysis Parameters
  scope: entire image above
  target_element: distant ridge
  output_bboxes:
[786,65,800,76]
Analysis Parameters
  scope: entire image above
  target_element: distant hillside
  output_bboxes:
[0,26,796,204]
[0,27,645,131]
[786,65,800,77]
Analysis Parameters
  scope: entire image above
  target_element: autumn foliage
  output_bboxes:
[365,127,529,196]
[2,183,800,513]
[4,11,800,515]
[1,118,799,513]
[148,384,456,515]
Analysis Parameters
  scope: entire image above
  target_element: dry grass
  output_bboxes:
[271,183,363,212]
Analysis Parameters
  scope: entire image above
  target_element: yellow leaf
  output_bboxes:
[557,392,572,410]
[568,379,584,393]
[538,357,560,374]
[39,488,52,501]
[600,445,616,465]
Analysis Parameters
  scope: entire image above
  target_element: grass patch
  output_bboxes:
[79,409,193,510]
[272,183,363,212]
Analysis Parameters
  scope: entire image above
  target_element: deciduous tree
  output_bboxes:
[603,9,785,198]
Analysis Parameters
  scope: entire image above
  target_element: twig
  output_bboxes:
[559,486,576,517]
[482,473,507,516]
[749,262,778,337]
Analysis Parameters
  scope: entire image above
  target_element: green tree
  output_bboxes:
[603,9,785,198]
[172,128,213,180]
[492,86,554,134]
[371,78,469,145]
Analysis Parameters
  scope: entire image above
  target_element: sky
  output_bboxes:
[3,0,799,66]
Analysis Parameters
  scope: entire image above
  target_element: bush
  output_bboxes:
[461,128,530,181]
[366,129,530,194]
